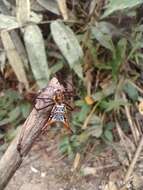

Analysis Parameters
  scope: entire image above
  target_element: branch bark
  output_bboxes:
[0,77,64,190]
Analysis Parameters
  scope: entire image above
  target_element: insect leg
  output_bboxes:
[41,113,55,133]
[34,102,55,111]
[63,115,73,133]
[63,101,73,111]
[36,97,53,102]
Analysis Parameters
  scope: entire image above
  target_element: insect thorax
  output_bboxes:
[53,104,66,113]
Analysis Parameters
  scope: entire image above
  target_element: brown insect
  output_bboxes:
[36,89,73,133]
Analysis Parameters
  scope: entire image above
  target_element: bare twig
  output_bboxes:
[0,77,64,190]
[115,119,134,162]
[124,134,143,183]
[56,0,68,20]
[122,105,143,188]
[122,93,139,145]
[82,103,99,129]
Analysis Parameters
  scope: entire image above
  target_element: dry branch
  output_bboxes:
[124,134,143,183]
[0,77,64,190]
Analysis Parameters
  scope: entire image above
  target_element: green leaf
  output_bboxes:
[24,24,50,88]
[100,99,127,112]
[102,0,143,18]
[0,106,21,126]
[77,132,90,143]
[74,100,85,107]
[0,110,8,120]
[92,82,116,102]
[50,62,64,74]
[76,104,90,123]
[111,38,127,80]
[5,128,18,142]
[91,22,115,52]
[123,82,139,101]
[67,145,74,159]
[51,20,84,79]
[86,115,103,138]
[0,14,19,30]
[4,89,22,101]
[37,0,60,15]
[20,102,31,118]
[59,136,70,154]
[104,129,113,142]
[70,135,80,148]
[117,38,127,60]
[105,122,115,130]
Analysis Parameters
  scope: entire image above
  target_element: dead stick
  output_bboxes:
[0,77,64,190]
[124,134,143,183]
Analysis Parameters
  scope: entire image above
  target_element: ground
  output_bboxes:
[5,130,143,190]
[5,132,102,190]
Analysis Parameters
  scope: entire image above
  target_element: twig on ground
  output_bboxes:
[82,103,98,129]
[115,118,134,162]
[124,134,143,183]
[122,93,139,145]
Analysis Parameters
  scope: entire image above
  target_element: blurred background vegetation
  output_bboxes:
[0,0,143,164]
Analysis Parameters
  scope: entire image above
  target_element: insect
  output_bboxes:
[17,78,73,156]
[36,89,73,133]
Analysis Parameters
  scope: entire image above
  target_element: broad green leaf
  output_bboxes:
[105,122,115,130]
[0,14,19,30]
[92,82,116,102]
[102,0,143,18]
[37,0,60,15]
[1,31,29,90]
[91,22,122,38]
[111,38,127,80]
[123,82,139,101]
[86,115,103,138]
[51,20,84,79]
[76,104,90,123]
[100,99,127,112]
[50,62,63,74]
[29,11,43,23]
[104,129,113,142]
[24,24,50,88]
[117,38,127,60]
[77,132,90,143]
[74,100,85,107]
[91,22,115,52]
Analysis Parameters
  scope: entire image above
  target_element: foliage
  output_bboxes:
[102,0,143,18]
[0,89,31,145]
